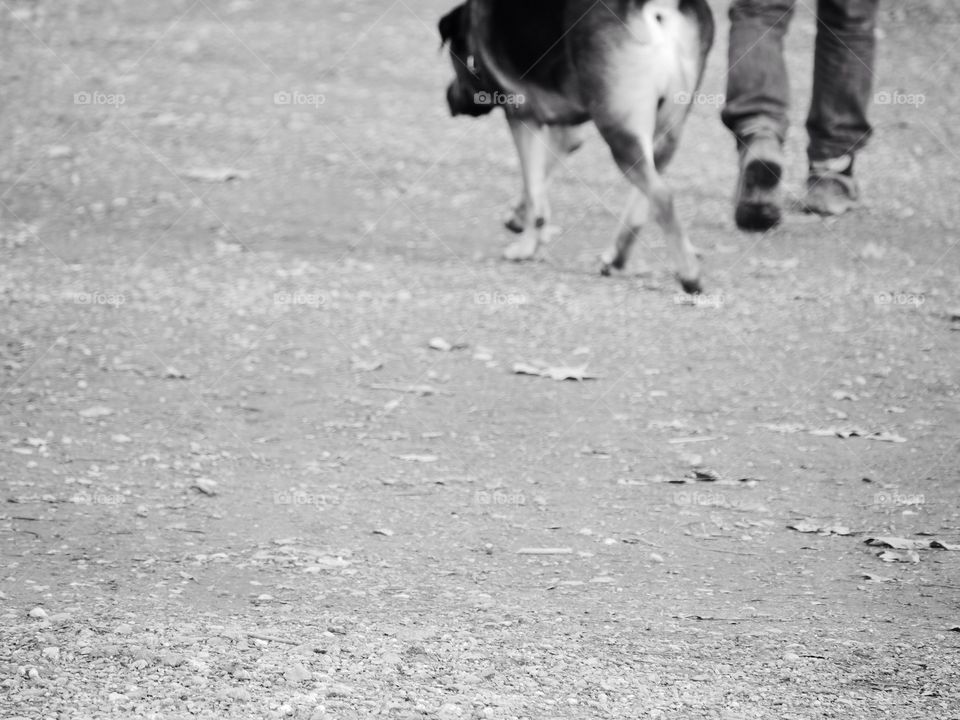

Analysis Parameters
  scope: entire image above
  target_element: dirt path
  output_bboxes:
[1,1,959,718]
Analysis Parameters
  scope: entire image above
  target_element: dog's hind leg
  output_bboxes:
[597,121,701,292]
[504,125,585,235]
[503,117,553,261]
[600,186,649,275]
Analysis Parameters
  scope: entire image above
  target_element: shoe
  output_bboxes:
[734,132,784,231]
[804,155,860,216]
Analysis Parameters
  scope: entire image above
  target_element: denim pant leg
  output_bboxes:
[722,0,798,144]
[806,0,880,161]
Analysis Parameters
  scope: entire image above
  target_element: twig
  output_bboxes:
[247,632,298,645]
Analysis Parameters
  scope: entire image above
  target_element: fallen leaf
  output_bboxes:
[866,432,908,443]
[877,550,920,563]
[303,557,351,572]
[181,167,250,182]
[369,383,450,396]
[788,521,851,536]
[831,390,858,401]
[512,362,598,381]
[861,573,894,583]
[758,423,806,434]
[351,357,383,372]
[191,478,218,496]
[397,454,438,463]
[865,536,927,550]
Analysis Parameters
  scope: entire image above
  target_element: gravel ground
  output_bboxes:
[2,1,959,718]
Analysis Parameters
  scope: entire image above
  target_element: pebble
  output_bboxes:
[162,653,185,667]
[284,663,311,683]
[437,703,463,720]
[41,647,60,662]
[28,607,48,619]
[115,623,133,635]
[783,652,801,664]
[224,687,251,702]
[325,683,352,698]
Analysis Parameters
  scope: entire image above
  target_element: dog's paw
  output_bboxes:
[502,235,539,261]
[599,248,625,276]
[677,274,703,295]
[504,201,527,234]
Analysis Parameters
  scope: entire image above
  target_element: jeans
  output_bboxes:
[721,0,880,162]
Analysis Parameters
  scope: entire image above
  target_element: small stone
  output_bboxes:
[326,683,352,697]
[114,623,133,635]
[437,703,463,720]
[28,607,48,619]
[41,647,60,662]
[47,145,75,159]
[162,653,184,667]
[284,663,311,683]
[79,406,114,418]
[783,652,801,664]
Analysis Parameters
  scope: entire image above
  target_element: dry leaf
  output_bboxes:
[182,167,250,182]
[397,454,438,463]
[191,478,218,496]
[512,362,598,381]
[351,357,383,372]
[877,550,920,563]
[865,537,927,549]
[788,521,850,535]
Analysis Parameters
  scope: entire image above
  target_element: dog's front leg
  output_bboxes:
[505,125,585,235]
[503,118,551,261]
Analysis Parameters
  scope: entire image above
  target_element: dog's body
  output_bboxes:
[440,0,714,293]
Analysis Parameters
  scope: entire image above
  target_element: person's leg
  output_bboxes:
[722,0,797,144]
[804,0,879,215]
[723,0,797,231]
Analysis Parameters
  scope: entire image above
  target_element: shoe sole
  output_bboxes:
[735,157,783,232]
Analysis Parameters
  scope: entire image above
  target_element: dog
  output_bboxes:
[439,0,714,294]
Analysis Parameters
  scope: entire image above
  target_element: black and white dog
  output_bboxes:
[439,0,714,293]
